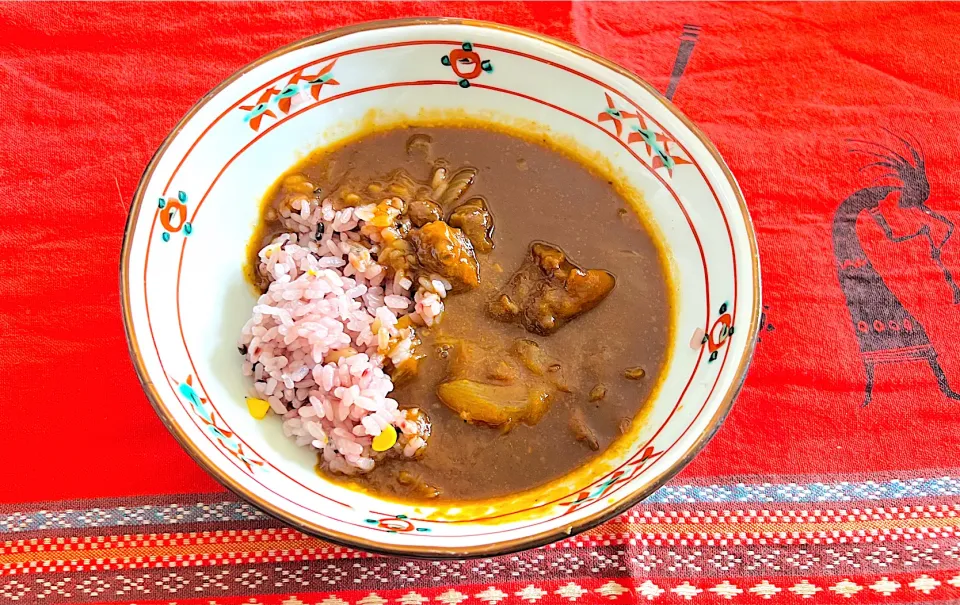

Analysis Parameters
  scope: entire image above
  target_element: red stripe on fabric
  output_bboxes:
[5,527,959,575]
[74,573,960,605]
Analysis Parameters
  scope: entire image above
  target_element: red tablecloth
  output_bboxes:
[3,2,960,603]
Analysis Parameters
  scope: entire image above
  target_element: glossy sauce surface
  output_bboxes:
[251,126,672,501]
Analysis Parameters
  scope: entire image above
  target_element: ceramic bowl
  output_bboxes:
[121,18,760,558]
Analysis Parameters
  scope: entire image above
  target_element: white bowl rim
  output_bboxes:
[120,16,761,558]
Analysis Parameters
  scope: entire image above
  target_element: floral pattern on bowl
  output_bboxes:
[121,18,760,557]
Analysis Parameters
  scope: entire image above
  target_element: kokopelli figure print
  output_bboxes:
[833,132,960,406]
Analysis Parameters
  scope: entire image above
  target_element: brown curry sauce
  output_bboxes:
[248,125,671,502]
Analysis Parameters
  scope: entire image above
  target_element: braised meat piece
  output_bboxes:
[448,197,494,253]
[489,242,615,335]
[406,199,443,227]
[409,221,480,290]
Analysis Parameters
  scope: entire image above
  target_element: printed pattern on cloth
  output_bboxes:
[9,573,960,603]
[5,2,960,605]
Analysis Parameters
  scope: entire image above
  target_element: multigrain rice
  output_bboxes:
[240,198,439,474]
